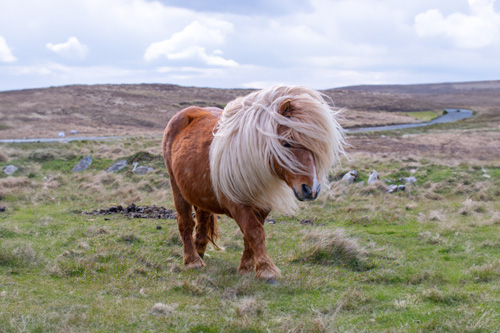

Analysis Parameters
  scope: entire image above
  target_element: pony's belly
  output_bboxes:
[175,165,225,214]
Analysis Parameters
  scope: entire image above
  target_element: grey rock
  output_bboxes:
[70,130,78,135]
[388,184,406,193]
[106,159,128,173]
[342,170,358,184]
[404,177,417,184]
[387,185,398,193]
[72,155,92,172]
[265,218,276,224]
[132,162,154,175]
[3,165,18,176]
[367,170,379,184]
[58,132,65,137]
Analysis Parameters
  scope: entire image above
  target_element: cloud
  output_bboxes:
[46,37,89,59]
[414,0,500,49]
[144,20,238,67]
[0,36,17,62]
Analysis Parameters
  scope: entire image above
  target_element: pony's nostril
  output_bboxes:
[301,184,312,198]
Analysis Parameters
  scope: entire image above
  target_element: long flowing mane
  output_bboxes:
[209,85,345,214]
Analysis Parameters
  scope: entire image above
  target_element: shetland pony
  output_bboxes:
[162,85,345,281]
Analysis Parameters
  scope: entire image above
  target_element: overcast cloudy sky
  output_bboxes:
[1,0,499,91]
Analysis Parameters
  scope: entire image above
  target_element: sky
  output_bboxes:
[1,0,500,92]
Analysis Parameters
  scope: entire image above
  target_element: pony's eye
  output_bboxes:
[282,141,292,148]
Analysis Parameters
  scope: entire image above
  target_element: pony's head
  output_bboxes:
[210,85,346,214]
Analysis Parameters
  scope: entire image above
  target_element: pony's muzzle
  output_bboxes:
[294,183,321,201]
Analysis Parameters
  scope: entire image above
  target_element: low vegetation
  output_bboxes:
[402,110,444,122]
[1,135,500,331]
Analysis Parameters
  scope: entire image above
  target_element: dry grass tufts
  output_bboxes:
[338,287,370,311]
[459,198,487,216]
[235,297,265,317]
[469,261,500,282]
[86,226,110,236]
[1,243,44,267]
[301,229,371,271]
[394,294,418,309]
[150,303,175,316]
[0,150,8,162]
[359,181,388,195]
[418,231,444,245]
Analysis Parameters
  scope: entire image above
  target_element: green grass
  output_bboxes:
[0,122,11,130]
[402,110,444,122]
[1,138,500,331]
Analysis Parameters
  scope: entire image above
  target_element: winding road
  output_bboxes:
[0,109,473,143]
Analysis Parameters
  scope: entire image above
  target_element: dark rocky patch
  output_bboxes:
[82,203,177,219]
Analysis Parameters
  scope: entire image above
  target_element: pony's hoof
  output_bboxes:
[266,278,280,286]
[255,265,282,280]
[237,267,255,275]
[185,258,205,269]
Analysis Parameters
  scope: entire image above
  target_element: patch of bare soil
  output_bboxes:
[82,203,177,220]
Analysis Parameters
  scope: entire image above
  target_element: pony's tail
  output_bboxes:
[206,214,222,251]
[194,208,223,252]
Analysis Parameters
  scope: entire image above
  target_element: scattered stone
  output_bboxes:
[342,170,358,184]
[132,162,154,175]
[106,159,128,173]
[70,130,78,134]
[82,203,177,220]
[0,206,6,212]
[72,155,92,172]
[156,225,163,230]
[367,170,379,184]
[58,131,65,137]
[381,135,386,138]
[387,185,398,193]
[384,179,393,184]
[403,177,417,183]
[151,303,174,316]
[300,219,314,225]
[265,218,276,224]
[388,184,406,193]
[3,165,17,176]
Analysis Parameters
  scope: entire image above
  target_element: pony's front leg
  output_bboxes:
[230,205,281,280]
[238,236,255,274]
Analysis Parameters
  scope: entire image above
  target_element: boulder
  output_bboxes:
[72,156,92,172]
[106,159,128,173]
[403,177,417,183]
[342,170,358,184]
[3,165,17,176]
[367,170,379,184]
[132,162,154,175]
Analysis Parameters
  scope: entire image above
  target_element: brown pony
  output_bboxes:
[162,85,345,282]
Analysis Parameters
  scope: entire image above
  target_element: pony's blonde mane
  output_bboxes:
[209,85,345,214]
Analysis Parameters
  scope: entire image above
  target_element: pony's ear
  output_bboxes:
[279,99,293,117]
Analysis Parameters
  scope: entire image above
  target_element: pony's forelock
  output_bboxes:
[210,85,346,214]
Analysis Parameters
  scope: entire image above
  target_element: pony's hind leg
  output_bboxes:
[194,207,218,258]
[170,179,205,269]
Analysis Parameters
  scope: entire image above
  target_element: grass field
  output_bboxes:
[1,135,500,332]
[402,110,444,122]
